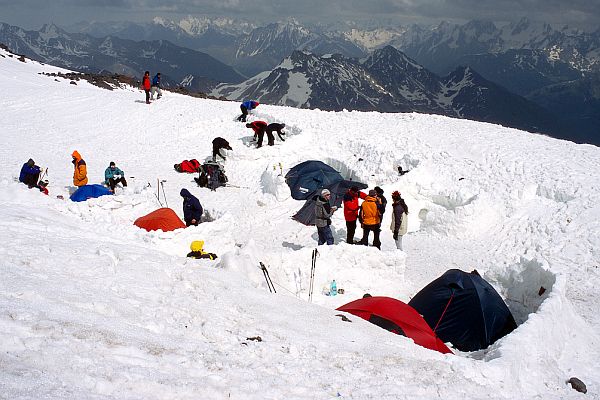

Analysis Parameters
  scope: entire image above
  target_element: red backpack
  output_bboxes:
[174,159,200,173]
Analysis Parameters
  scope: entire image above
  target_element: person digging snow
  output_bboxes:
[180,188,203,227]
[237,100,259,122]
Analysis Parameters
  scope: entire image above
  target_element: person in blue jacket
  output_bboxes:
[150,72,162,100]
[237,100,259,122]
[104,161,128,192]
[19,158,42,187]
[180,188,203,226]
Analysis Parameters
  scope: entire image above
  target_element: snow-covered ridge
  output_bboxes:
[1,47,600,399]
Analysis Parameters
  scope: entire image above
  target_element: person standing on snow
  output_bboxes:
[358,189,382,250]
[150,72,162,100]
[315,188,338,245]
[390,191,409,250]
[180,188,203,226]
[237,100,259,122]
[212,137,233,162]
[343,186,367,244]
[374,186,387,217]
[104,161,128,192]
[141,71,151,104]
[71,150,88,187]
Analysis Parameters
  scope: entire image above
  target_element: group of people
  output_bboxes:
[236,99,287,148]
[19,151,128,195]
[314,186,408,250]
[245,120,286,148]
[141,71,162,104]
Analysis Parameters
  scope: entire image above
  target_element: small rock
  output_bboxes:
[568,377,587,394]
[246,336,262,342]
[538,286,546,296]
[335,314,352,322]
[70,81,77,85]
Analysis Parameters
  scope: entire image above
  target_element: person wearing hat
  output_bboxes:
[314,188,338,245]
[390,191,409,250]
[71,150,88,187]
[374,186,387,216]
[104,161,128,192]
[180,188,203,226]
[19,158,42,188]
[187,240,218,260]
[343,185,367,244]
[358,189,382,249]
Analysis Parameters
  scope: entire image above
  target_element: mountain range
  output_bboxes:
[213,46,561,139]
[0,22,245,91]
[1,17,598,144]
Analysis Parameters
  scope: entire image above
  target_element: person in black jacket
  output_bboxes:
[180,188,203,226]
[374,186,387,217]
[212,137,232,161]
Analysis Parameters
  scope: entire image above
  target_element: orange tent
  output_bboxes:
[134,208,186,232]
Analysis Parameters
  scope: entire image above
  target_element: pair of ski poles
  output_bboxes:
[308,248,319,302]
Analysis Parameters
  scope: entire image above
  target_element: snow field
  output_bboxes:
[1,48,600,399]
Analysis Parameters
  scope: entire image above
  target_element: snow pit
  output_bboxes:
[260,167,290,200]
[535,184,576,203]
[487,257,555,324]
[323,157,363,182]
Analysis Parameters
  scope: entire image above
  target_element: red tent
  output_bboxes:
[134,208,186,232]
[337,296,452,354]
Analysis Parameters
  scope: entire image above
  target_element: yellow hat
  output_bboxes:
[190,240,204,252]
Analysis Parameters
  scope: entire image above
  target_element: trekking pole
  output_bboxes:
[148,181,163,207]
[259,262,276,293]
[39,167,48,181]
[160,180,168,208]
[309,249,318,302]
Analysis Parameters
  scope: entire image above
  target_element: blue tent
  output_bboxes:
[70,184,113,202]
[285,160,343,200]
[408,269,517,352]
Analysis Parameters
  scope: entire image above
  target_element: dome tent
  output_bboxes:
[337,296,452,354]
[134,208,186,232]
[286,160,367,225]
[408,269,517,352]
[70,184,112,202]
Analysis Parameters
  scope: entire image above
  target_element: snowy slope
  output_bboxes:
[1,48,600,399]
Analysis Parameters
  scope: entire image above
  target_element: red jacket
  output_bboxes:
[343,190,367,221]
[248,120,267,133]
[142,75,151,90]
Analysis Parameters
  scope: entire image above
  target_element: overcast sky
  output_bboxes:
[1,0,599,31]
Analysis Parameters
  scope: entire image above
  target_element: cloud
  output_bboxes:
[1,0,598,30]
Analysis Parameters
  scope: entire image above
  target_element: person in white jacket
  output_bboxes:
[390,191,408,250]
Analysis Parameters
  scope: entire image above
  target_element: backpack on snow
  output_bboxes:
[174,159,200,173]
[195,162,228,190]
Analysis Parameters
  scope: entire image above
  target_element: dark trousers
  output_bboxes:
[360,224,381,249]
[108,177,127,191]
[237,105,248,122]
[317,226,334,245]
[346,220,357,244]
[266,123,285,141]
[145,89,150,104]
[257,130,275,147]
[22,172,40,188]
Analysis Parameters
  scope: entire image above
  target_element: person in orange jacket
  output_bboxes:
[71,150,88,187]
[358,189,382,249]
[142,71,151,104]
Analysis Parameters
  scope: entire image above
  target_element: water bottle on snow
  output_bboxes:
[330,280,337,296]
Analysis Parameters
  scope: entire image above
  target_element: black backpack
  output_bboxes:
[195,162,228,190]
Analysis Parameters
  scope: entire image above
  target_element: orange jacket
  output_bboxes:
[72,150,88,186]
[360,196,381,225]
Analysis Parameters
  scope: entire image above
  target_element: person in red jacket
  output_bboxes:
[141,71,151,104]
[343,186,367,244]
[245,120,274,148]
